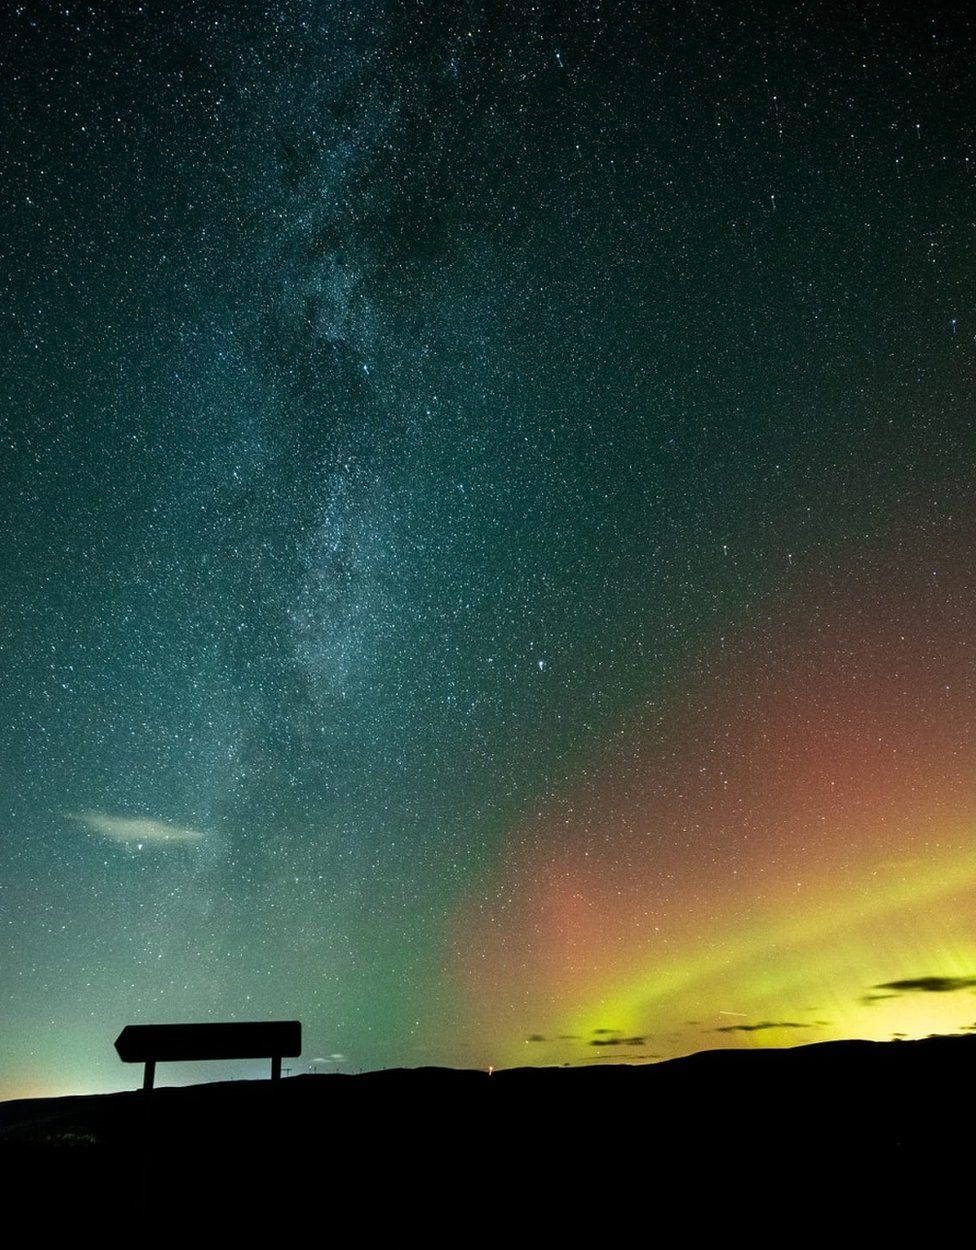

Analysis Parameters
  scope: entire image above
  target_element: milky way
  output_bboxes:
[2,4,975,1095]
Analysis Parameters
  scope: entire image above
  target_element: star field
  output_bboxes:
[2,2,976,1095]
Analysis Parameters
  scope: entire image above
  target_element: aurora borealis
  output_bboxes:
[461,492,976,1064]
[3,3,976,1098]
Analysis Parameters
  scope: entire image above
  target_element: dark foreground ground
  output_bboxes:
[2,1034,971,1224]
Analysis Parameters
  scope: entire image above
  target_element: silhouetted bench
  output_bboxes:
[115,1021,302,1090]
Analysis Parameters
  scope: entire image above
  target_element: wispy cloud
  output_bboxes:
[70,810,205,845]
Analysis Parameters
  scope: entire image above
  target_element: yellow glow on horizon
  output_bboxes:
[501,829,976,1066]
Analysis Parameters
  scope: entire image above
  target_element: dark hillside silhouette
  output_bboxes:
[2,1033,974,1222]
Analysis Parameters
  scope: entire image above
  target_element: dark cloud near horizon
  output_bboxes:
[874,976,976,994]
[714,1020,811,1034]
[589,1036,647,1047]
[526,1034,546,1043]
[592,1028,621,1035]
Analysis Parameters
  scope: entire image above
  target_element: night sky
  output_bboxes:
[3,2,976,1097]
